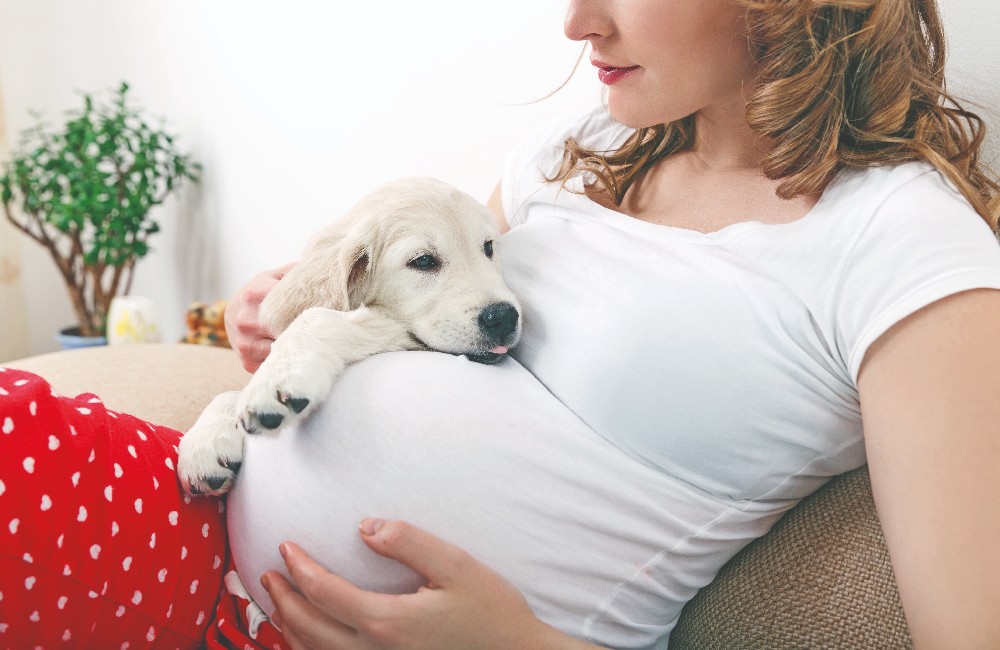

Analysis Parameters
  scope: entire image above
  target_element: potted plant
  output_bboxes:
[1,82,199,347]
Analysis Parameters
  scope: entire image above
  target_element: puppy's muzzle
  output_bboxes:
[466,302,519,365]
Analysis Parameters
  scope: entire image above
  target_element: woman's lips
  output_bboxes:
[592,60,640,85]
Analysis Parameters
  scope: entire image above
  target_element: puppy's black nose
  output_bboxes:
[478,302,519,342]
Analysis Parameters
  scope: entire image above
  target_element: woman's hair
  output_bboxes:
[550,0,1000,231]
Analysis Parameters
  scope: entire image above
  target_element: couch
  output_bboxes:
[6,343,912,649]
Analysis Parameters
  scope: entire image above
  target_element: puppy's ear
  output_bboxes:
[258,226,374,335]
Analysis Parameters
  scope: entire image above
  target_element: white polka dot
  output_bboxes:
[146,626,156,641]
[62,564,72,576]
[13,378,28,386]
[111,521,120,536]
[190,579,199,594]
[24,576,36,590]
[157,568,168,582]
[47,434,59,450]
[101,580,109,595]
[40,494,51,511]
[166,603,173,619]
[108,412,118,419]
[152,476,160,490]
[115,605,126,617]
[134,498,143,513]
[57,534,64,548]
[87,449,95,463]
[1,417,12,434]
[0,623,6,633]
[149,532,156,549]
[76,407,92,415]
[183,494,192,505]
[164,457,174,470]
[88,590,98,598]
[71,471,81,486]
[122,556,132,571]
[22,552,33,563]
[213,555,222,570]
[89,544,101,560]
[196,611,206,625]
[136,429,148,441]
[57,596,68,609]
[9,518,19,534]
[180,546,188,560]
[104,485,113,502]
[77,505,88,522]
[88,397,101,404]
[29,610,40,622]
[132,590,142,605]
[114,463,124,478]
[0,590,3,601]
[217,617,226,628]
[62,629,71,641]
[69,425,77,436]
[202,523,210,538]
[127,445,137,458]
[168,511,178,526]
[22,457,35,473]
[121,643,130,650]
[0,479,5,496]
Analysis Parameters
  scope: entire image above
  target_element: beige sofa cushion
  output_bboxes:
[6,343,250,432]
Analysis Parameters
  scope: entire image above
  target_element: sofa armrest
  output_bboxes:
[671,466,913,649]
[5,343,250,432]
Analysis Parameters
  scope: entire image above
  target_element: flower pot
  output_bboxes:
[55,326,107,350]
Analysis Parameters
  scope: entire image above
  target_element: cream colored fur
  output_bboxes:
[178,178,520,495]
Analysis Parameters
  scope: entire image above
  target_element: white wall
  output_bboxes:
[0,0,997,359]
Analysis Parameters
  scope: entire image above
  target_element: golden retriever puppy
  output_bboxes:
[178,178,521,495]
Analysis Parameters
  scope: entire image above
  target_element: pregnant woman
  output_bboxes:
[3,0,1000,648]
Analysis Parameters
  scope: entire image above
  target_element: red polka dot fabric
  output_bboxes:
[0,367,232,648]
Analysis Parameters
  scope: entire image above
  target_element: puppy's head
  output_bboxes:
[261,177,521,363]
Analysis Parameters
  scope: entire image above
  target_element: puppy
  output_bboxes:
[178,178,521,495]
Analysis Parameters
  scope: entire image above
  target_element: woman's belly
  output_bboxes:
[227,352,778,649]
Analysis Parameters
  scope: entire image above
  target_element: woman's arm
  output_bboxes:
[487,181,510,235]
[858,288,1000,649]
[262,519,605,650]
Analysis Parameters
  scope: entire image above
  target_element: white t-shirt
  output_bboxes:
[227,108,1000,650]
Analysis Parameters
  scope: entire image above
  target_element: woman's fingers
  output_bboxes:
[278,542,392,630]
[263,570,359,649]
[359,519,475,590]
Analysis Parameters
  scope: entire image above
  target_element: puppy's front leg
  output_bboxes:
[238,305,415,433]
[178,390,245,495]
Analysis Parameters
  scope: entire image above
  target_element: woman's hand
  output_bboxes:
[261,519,598,650]
[225,262,296,372]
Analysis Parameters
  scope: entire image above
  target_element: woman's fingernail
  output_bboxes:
[359,518,384,536]
[261,573,271,591]
[279,542,291,559]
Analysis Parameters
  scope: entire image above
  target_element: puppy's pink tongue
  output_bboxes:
[489,345,509,354]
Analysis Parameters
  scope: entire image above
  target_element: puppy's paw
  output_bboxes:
[178,418,245,497]
[237,363,334,434]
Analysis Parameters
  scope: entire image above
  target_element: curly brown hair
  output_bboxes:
[551,0,1000,232]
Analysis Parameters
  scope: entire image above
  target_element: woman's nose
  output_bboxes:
[564,0,611,42]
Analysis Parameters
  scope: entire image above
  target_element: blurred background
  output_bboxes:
[0,0,996,361]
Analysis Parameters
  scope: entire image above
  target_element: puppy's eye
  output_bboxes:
[484,240,494,258]
[408,254,440,270]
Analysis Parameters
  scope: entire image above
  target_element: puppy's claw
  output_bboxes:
[239,416,258,435]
